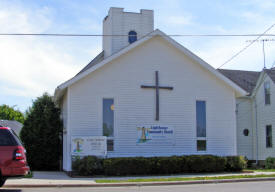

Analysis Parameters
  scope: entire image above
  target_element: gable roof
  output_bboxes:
[218,68,275,96]
[218,69,260,94]
[54,29,247,101]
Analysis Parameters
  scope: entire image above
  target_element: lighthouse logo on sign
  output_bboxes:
[72,138,84,153]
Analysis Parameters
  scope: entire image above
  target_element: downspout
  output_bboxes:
[254,101,258,164]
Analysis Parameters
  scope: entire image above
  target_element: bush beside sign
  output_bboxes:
[72,155,247,176]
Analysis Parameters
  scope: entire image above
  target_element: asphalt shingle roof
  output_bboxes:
[218,69,261,94]
[264,69,275,83]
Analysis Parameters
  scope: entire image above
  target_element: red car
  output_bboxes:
[0,127,29,187]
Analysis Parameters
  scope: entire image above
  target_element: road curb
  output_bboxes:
[3,177,275,188]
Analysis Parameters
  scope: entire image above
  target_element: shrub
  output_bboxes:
[104,157,152,176]
[72,156,103,176]
[72,155,245,176]
[154,156,183,174]
[225,156,247,171]
[20,93,63,170]
[187,155,226,173]
[265,157,275,169]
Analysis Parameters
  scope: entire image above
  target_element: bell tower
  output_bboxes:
[103,7,154,58]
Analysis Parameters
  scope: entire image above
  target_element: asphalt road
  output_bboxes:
[2,181,275,192]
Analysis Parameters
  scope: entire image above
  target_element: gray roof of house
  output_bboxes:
[75,51,104,76]
[264,68,275,83]
[0,120,23,136]
[218,69,261,94]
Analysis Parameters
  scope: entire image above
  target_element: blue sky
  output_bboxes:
[0,0,275,112]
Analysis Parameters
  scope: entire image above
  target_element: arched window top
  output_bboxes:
[128,31,137,44]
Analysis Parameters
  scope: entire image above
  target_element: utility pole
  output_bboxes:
[246,39,275,69]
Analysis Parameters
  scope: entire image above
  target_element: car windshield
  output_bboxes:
[0,129,17,146]
[10,129,23,146]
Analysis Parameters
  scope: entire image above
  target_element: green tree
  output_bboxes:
[0,104,25,123]
[20,93,63,170]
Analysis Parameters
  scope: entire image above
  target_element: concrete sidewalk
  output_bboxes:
[3,171,275,188]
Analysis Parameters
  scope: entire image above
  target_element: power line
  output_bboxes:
[0,33,275,37]
[246,39,275,69]
[217,24,275,69]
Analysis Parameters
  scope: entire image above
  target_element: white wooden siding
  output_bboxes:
[236,98,253,159]
[66,36,238,160]
[254,75,275,160]
[103,8,154,58]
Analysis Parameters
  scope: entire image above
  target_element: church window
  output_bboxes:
[107,140,114,151]
[266,125,272,148]
[128,31,137,44]
[103,98,114,151]
[196,101,206,137]
[197,140,206,151]
[243,129,249,136]
[196,101,206,151]
[264,81,271,105]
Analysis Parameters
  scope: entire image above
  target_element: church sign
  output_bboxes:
[71,136,107,156]
[137,125,174,145]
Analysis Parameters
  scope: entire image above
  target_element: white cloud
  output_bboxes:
[0,5,82,100]
[0,36,80,97]
[1,0,275,111]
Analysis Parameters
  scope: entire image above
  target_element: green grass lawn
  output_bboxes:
[23,171,33,178]
[95,174,275,183]
[245,168,275,172]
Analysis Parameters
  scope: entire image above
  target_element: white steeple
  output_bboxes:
[103,7,154,58]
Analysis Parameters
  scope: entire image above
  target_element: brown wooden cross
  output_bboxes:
[141,71,173,121]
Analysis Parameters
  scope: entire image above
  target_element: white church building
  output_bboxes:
[54,7,248,171]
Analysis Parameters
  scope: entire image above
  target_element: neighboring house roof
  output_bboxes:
[0,120,23,136]
[264,68,275,83]
[54,29,247,101]
[218,69,261,94]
